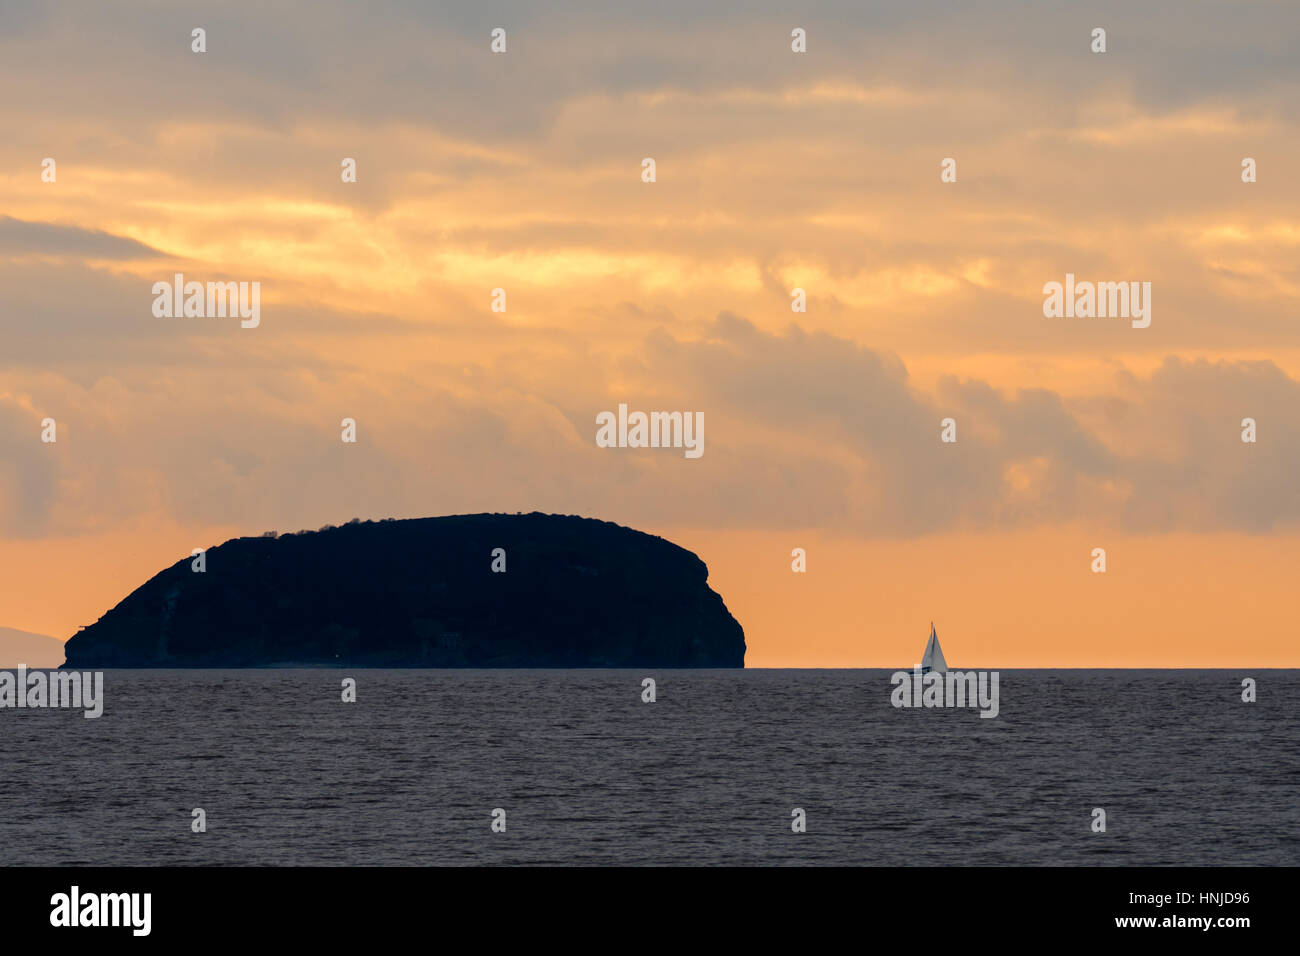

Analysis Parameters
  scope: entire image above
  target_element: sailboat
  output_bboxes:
[920,621,947,674]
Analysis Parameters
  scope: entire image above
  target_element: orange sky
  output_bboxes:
[2,3,1298,665]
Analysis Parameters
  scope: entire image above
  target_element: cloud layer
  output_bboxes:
[3,1,1298,661]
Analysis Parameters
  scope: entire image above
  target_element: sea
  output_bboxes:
[1,669,1295,866]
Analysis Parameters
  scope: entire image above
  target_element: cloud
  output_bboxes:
[4,1,1299,151]
[0,216,164,260]
[6,312,1297,539]
[634,316,1299,534]
[4,3,1299,365]
[3,2,1298,545]
[0,397,59,535]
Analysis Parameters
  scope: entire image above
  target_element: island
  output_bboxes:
[60,513,746,668]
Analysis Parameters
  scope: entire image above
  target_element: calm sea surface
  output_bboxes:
[2,669,1296,865]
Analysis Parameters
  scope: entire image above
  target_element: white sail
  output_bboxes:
[920,622,947,673]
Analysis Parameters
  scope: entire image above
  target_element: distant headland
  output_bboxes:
[0,627,66,669]
[61,513,746,668]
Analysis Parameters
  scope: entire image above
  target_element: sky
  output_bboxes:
[1,1,1298,666]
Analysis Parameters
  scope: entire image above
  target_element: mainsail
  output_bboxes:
[920,622,948,673]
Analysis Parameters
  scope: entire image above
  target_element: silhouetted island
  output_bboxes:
[61,513,746,668]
